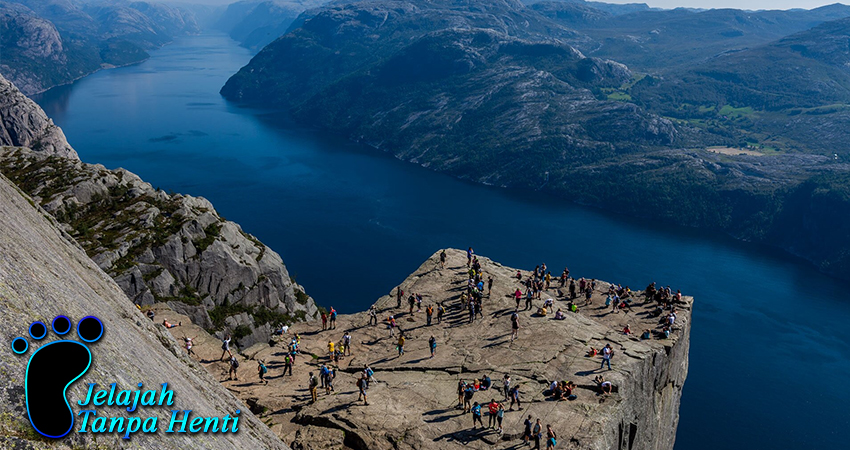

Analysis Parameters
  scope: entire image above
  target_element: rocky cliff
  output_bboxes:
[0,74,76,158]
[0,74,317,348]
[0,170,289,449]
[169,249,691,450]
[0,146,318,347]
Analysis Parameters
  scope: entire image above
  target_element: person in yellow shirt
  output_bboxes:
[328,340,335,360]
[397,335,405,357]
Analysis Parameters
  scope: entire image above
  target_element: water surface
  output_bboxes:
[35,32,850,450]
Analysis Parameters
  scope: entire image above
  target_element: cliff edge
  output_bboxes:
[175,249,691,450]
[0,171,289,449]
[0,74,76,158]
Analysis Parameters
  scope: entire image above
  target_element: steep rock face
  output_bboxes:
[180,249,691,449]
[0,146,318,347]
[0,171,289,449]
[0,74,76,158]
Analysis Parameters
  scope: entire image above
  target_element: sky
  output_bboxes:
[605,0,846,10]
[163,0,847,11]
[169,0,844,9]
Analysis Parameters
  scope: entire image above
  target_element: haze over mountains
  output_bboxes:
[0,0,199,94]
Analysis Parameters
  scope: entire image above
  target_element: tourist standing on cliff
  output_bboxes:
[467,247,474,267]
[258,360,268,385]
[388,315,398,336]
[343,331,352,356]
[321,311,328,330]
[487,399,500,429]
[183,336,195,357]
[396,287,404,308]
[471,402,484,429]
[510,311,519,342]
[429,335,437,358]
[397,334,405,357]
[426,304,434,325]
[228,356,239,381]
[546,424,557,449]
[327,340,335,361]
[440,249,447,269]
[532,419,542,449]
[329,307,338,329]
[369,306,378,326]
[502,374,511,400]
[601,343,613,370]
[357,374,369,405]
[523,415,533,446]
[283,353,293,376]
[220,335,233,361]
[509,385,522,410]
[308,372,318,403]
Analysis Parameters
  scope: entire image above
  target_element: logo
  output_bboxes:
[11,315,103,438]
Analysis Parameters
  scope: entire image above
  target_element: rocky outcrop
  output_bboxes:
[0,170,289,449]
[0,146,318,347]
[0,74,76,158]
[173,249,691,449]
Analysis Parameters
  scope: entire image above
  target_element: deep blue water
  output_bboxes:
[34,33,850,449]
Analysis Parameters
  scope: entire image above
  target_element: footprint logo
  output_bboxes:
[10,315,104,438]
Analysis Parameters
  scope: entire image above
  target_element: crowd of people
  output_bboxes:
[151,247,685,448]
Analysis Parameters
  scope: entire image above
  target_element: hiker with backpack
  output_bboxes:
[343,331,352,356]
[283,353,293,376]
[437,303,445,324]
[258,360,268,385]
[356,374,369,405]
[329,307,337,329]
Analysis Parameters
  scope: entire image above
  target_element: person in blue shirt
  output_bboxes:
[471,402,483,429]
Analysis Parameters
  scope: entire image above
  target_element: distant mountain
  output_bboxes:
[523,0,654,16]
[0,0,199,95]
[221,0,850,280]
[213,0,327,51]
[533,3,850,71]
[221,0,680,174]
[630,16,850,154]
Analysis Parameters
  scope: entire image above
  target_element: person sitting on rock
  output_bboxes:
[594,375,613,394]
[641,329,652,340]
[587,347,598,357]
[481,374,491,390]
[146,309,155,321]
[537,306,548,316]
[162,319,180,329]
[554,309,566,320]
[623,324,631,335]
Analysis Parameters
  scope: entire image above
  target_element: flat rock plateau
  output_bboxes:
[161,249,692,450]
